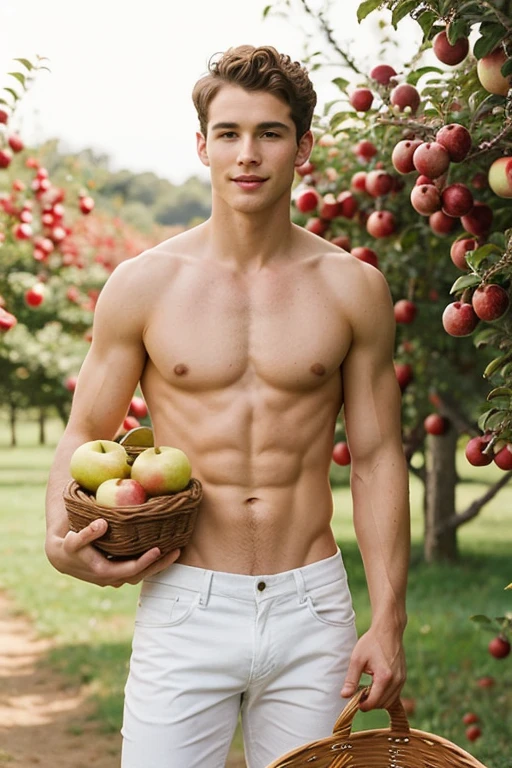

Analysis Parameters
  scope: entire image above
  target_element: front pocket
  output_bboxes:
[306,580,356,627]
[135,592,200,628]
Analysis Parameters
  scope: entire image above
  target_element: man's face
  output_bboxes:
[196,84,312,214]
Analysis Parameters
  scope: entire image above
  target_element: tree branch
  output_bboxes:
[442,470,512,530]
[297,0,364,76]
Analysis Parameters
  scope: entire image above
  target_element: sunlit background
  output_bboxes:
[0,0,422,183]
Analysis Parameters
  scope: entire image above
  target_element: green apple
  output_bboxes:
[488,157,512,199]
[96,478,147,508]
[131,446,192,496]
[70,440,131,492]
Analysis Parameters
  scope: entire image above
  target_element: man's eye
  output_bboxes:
[263,131,279,138]
[220,132,237,139]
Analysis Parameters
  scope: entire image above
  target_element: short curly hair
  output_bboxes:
[192,45,317,142]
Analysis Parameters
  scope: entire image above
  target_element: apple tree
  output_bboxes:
[266,0,512,560]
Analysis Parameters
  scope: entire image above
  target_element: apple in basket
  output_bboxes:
[131,446,192,496]
[96,478,148,507]
[70,440,131,492]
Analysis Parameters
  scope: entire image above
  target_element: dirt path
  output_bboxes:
[0,593,245,767]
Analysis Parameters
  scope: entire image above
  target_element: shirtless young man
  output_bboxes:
[45,45,410,768]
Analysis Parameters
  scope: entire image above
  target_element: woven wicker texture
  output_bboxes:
[268,687,488,768]
[64,477,202,558]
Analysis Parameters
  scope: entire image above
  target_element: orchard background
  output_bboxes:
[0,1,511,764]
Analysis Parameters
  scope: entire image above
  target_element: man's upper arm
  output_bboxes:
[341,265,403,464]
[66,259,149,440]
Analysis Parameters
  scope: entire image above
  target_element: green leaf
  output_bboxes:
[470,614,492,624]
[262,4,272,18]
[3,87,20,101]
[473,27,507,60]
[391,0,417,28]
[466,243,502,270]
[450,274,481,294]
[8,71,26,89]
[417,11,438,40]
[323,98,344,116]
[502,58,512,78]
[13,58,34,72]
[488,387,512,400]
[0,98,9,106]
[484,350,512,379]
[407,65,445,87]
[446,20,470,45]
[331,77,350,93]
[357,0,382,23]
[474,327,501,349]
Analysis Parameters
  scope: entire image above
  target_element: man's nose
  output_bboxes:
[237,138,261,166]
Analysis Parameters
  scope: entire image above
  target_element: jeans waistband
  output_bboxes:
[144,548,346,603]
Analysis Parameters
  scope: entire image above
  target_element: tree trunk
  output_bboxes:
[424,424,459,563]
[9,403,17,448]
[38,407,46,445]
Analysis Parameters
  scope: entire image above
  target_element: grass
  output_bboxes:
[0,414,511,766]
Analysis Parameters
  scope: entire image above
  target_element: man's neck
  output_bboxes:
[203,197,296,272]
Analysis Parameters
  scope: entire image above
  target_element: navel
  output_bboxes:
[174,363,189,376]
[310,363,326,376]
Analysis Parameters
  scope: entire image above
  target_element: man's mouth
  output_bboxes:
[232,175,268,189]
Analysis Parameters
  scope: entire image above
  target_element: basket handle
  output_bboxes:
[332,686,410,739]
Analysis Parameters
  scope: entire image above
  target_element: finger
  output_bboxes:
[341,659,365,699]
[125,548,181,585]
[359,673,391,711]
[63,519,108,553]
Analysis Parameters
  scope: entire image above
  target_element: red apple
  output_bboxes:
[296,160,315,177]
[370,64,397,85]
[465,435,493,466]
[295,188,319,213]
[79,195,95,214]
[332,441,351,466]
[472,172,488,190]
[391,139,423,174]
[442,301,479,336]
[13,222,32,240]
[494,444,512,471]
[488,635,511,658]
[25,283,45,307]
[319,193,342,220]
[488,157,512,198]
[413,142,450,178]
[394,299,417,324]
[441,183,474,218]
[351,171,367,193]
[0,108,9,124]
[366,210,396,238]
[462,713,479,726]
[349,88,373,111]
[305,217,328,236]
[130,396,148,419]
[424,413,448,435]
[365,170,394,197]
[410,184,441,216]
[0,149,13,169]
[354,140,378,160]
[429,210,458,236]
[472,284,509,321]
[0,308,17,331]
[450,238,478,270]
[123,415,141,432]
[65,375,78,392]
[461,202,493,236]
[95,477,148,508]
[331,235,351,251]
[415,174,434,186]
[351,246,379,268]
[465,726,482,742]
[394,363,413,391]
[477,47,510,96]
[476,676,495,688]
[432,30,469,66]
[8,134,24,153]
[435,123,472,162]
[337,191,358,219]
[390,83,421,114]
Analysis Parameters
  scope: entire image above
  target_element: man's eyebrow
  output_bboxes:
[210,121,292,132]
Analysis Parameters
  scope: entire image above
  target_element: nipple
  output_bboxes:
[310,363,326,376]
[174,363,189,376]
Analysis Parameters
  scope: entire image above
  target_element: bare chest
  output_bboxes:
[142,263,351,392]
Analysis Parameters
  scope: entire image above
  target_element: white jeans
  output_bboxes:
[121,549,357,768]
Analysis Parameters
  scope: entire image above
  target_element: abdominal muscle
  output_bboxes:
[141,366,341,575]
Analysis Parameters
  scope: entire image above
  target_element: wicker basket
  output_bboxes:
[64,477,203,559]
[268,686,488,768]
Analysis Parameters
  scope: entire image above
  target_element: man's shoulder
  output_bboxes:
[115,229,202,279]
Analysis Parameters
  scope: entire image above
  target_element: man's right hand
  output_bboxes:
[46,518,181,588]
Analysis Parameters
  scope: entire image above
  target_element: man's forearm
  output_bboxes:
[350,450,410,631]
[45,430,92,541]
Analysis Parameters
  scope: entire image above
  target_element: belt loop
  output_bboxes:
[199,570,213,607]
[293,569,307,604]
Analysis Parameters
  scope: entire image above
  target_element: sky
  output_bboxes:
[0,0,421,185]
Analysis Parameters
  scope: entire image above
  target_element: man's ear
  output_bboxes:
[294,130,314,169]
[196,132,210,167]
